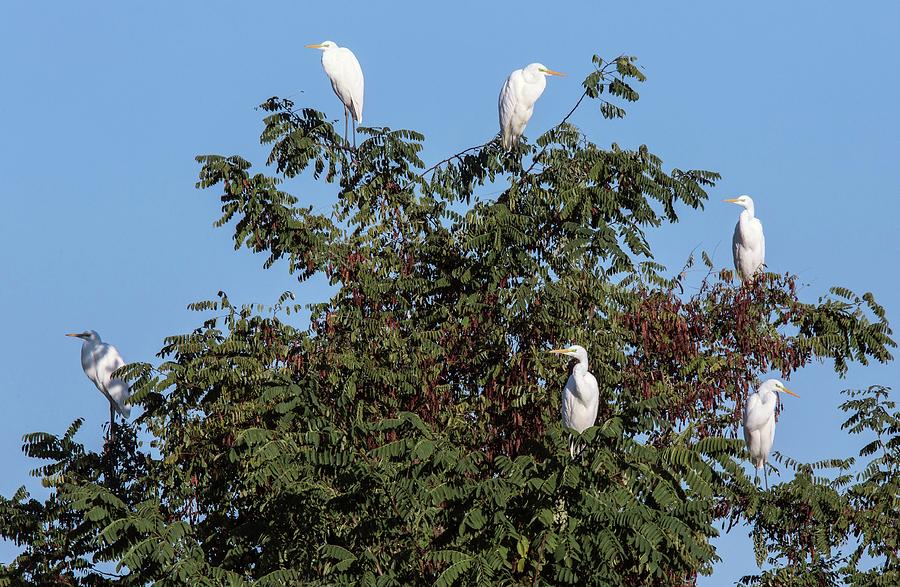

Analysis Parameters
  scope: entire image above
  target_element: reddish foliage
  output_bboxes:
[621,272,811,435]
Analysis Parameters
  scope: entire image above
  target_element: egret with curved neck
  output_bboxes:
[743,378,799,489]
[549,345,599,456]
[724,195,765,282]
[499,63,564,150]
[66,330,131,443]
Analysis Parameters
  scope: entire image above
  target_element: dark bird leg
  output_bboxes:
[352,116,357,150]
[763,466,769,491]
[109,401,116,445]
[344,108,349,145]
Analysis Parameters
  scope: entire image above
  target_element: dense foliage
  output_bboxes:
[1,53,896,586]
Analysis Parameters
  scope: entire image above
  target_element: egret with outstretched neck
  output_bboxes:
[66,331,131,443]
[549,345,599,456]
[725,195,765,282]
[743,378,799,489]
[306,40,364,148]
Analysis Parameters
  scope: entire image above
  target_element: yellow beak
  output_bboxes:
[305,43,324,49]
[540,68,565,76]
[723,198,740,203]
[780,387,800,398]
[548,348,570,354]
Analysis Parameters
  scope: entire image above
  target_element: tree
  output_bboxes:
[1,53,896,586]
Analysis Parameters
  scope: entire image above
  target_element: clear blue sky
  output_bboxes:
[1,2,897,582]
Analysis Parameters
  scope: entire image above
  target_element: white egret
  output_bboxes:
[549,345,599,456]
[499,63,564,150]
[742,378,799,489]
[66,331,131,442]
[305,40,364,148]
[725,195,765,282]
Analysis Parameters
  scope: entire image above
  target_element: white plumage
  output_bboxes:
[742,378,799,488]
[306,40,364,146]
[725,195,765,281]
[498,63,564,150]
[67,330,131,420]
[549,345,599,456]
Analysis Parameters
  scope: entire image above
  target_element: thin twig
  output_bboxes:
[520,56,625,177]
[521,90,589,177]
[559,90,591,128]
[88,563,125,579]
[418,140,493,179]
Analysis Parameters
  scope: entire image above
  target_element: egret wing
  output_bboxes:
[498,71,521,148]
[96,343,132,418]
[563,371,600,433]
[757,416,776,465]
[743,392,770,431]
[106,379,131,418]
[338,48,364,122]
[324,48,364,123]
[560,374,577,430]
[732,222,743,277]
[582,372,600,428]
[734,217,765,279]
[750,218,765,272]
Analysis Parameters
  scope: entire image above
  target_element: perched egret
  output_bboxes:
[66,331,131,442]
[549,345,599,456]
[742,378,799,489]
[499,63,564,150]
[724,195,765,282]
[305,41,364,148]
